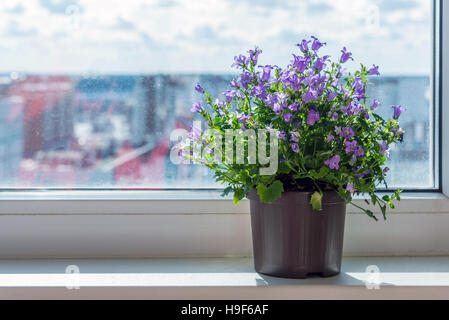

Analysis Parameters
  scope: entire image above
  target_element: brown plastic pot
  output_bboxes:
[247,190,346,278]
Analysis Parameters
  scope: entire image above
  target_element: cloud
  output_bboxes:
[379,0,419,12]
[307,2,332,14]
[114,17,135,31]
[153,0,178,8]
[39,0,81,14]
[4,4,25,14]
[3,21,37,37]
[180,25,244,46]
[0,0,431,75]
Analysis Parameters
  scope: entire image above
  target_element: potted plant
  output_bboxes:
[178,36,404,278]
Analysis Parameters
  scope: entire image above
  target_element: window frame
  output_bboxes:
[0,0,447,258]
[0,0,442,194]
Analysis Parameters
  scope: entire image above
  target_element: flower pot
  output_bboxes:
[247,190,346,278]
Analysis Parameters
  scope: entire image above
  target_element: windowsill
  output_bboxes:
[0,257,448,299]
[0,190,448,258]
[0,190,447,215]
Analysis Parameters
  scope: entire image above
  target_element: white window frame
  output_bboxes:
[0,1,447,259]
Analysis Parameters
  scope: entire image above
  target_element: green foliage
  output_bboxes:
[310,191,323,211]
[179,38,404,220]
[256,180,284,203]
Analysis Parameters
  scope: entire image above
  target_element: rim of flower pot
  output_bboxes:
[246,189,344,205]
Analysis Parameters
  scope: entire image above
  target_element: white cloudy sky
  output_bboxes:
[0,0,432,75]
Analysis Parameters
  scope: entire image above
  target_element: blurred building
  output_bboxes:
[0,75,23,185]
[6,76,74,158]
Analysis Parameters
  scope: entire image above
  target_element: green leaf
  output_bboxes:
[310,191,323,211]
[256,180,284,203]
[316,167,329,179]
[233,189,245,204]
[278,162,291,174]
[221,186,232,197]
[380,205,387,220]
[365,209,378,221]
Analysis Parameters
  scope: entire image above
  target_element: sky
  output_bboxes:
[0,0,432,75]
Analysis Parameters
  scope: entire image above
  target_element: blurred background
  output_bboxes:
[0,0,435,189]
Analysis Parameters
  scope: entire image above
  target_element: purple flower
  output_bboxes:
[332,112,339,121]
[356,169,370,178]
[371,99,380,109]
[392,105,405,119]
[307,109,320,125]
[354,146,364,158]
[277,130,287,141]
[290,131,300,142]
[339,86,351,100]
[188,126,202,140]
[324,155,340,170]
[287,73,302,91]
[194,83,204,93]
[334,126,342,135]
[379,141,388,155]
[240,71,252,89]
[292,54,310,73]
[362,109,370,120]
[352,103,363,115]
[346,182,354,193]
[248,47,262,65]
[230,78,239,88]
[326,132,334,142]
[288,102,301,111]
[279,69,291,85]
[231,54,248,69]
[296,39,311,53]
[264,94,276,107]
[352,78,366,100]
[259,65,274,82]
[339,127,355,139]
[368,64,380,76]
[340,47,353,63]
[225,90,237,102]
[250,83,268,99]
[291,143,300,153]
[276,92,288,105]
[302,88,317,102]
[311,36,326,51]
[341,104,353,115]
[327,91,338,101]
[190,101,204,113]
[283,112,293,123]
[272,102,284,114]
[336,65,345,78]
[344,140,358,153]
[314,55,329,71]
[215,99,226,109]
[237,113,251,126]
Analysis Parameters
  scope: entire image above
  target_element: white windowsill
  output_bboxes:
[0,257,448,299]
[0,190,447,215]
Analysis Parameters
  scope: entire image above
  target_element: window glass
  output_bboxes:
[0,0,434,188]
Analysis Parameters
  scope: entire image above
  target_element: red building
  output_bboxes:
[7,76,74,158]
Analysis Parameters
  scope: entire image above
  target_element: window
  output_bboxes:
[0,0,438,190]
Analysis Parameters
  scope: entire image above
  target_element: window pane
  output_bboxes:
[0,0,434,188]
